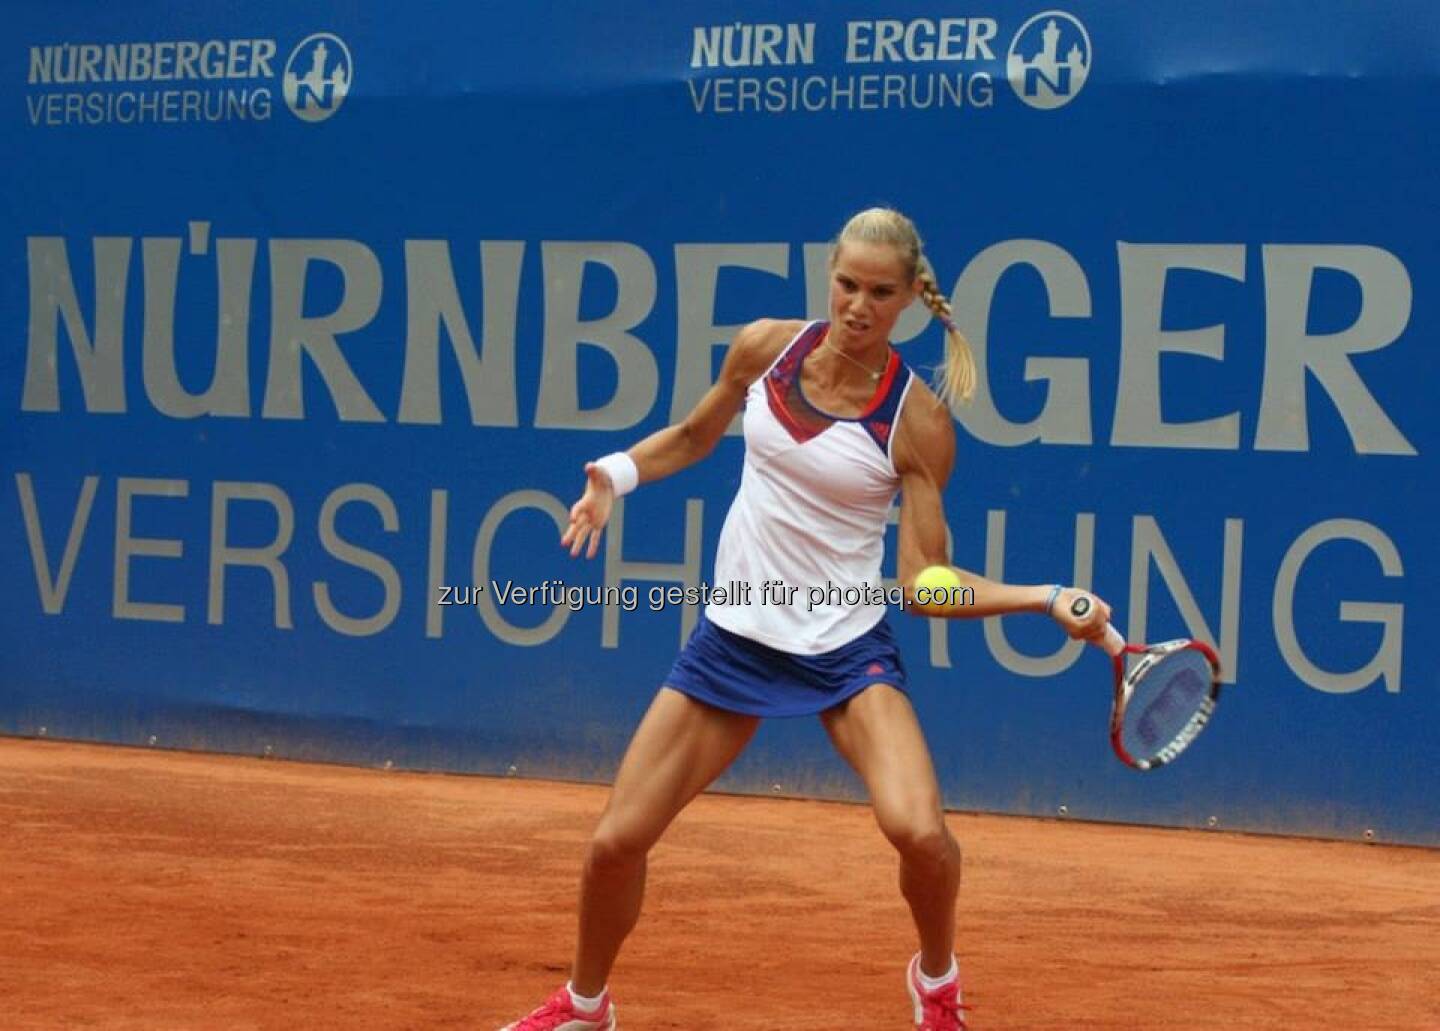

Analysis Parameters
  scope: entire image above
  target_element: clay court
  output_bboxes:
[1,738,1436,1030]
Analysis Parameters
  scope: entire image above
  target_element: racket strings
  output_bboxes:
[1123,650,1212,755]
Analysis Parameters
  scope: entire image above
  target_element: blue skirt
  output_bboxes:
[664,612,908,718]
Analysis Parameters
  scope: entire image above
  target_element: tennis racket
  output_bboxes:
[1072,596,1222,771]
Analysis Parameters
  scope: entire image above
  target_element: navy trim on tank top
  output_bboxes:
[770,320,913,455]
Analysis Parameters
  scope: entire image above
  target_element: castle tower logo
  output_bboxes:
[283,33,353,123]
[1007,11,1091,110]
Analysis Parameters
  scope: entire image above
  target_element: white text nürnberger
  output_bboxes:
[28,40,277,85]
[688,19,998,69]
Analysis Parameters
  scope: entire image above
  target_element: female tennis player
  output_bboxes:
[500,208,1111,1031]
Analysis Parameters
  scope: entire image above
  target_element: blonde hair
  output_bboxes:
[832,207,976,409]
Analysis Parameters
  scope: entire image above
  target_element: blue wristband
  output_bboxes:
[1045,584,1063,617]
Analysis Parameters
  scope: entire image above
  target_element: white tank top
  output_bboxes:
[705,321,916,654]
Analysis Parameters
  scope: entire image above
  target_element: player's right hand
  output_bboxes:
[1051,586,1112,643]
[561,462,617,559]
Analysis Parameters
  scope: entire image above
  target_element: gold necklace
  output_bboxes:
[826,338,887,382]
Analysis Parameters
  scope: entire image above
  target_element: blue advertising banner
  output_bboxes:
[2,2,1436,844]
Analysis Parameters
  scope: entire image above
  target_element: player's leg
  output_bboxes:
[820,683,960,978]
[572,686,759,994]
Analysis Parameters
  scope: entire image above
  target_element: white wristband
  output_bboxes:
[594,451,639,497]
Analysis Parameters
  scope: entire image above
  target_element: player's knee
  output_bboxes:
[883,813,957,869]
[586,821,652,873]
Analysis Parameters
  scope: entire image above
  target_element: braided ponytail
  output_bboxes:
[833,207,977,411]
[916,259,976,410]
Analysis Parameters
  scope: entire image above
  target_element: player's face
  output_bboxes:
[828,242,917,352]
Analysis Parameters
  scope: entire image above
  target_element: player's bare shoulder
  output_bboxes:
[720,318,805,388]
[894,374,957,483]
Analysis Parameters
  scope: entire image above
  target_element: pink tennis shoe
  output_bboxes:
[498,986,617,1031]
[906,953,969,1030]
[501,960,960,1029]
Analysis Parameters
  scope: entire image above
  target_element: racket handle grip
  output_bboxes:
[1097,623,1126,657]
[1067,594,1126,657]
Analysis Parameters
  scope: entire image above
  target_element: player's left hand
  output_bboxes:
[561,462,616,559]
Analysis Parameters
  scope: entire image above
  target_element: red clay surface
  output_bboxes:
[1,738,1437,1030]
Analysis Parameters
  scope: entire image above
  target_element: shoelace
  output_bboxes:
[514,989,601,1031]
[919,987,972,1030]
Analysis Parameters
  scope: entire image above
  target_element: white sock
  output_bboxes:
[566,982,606,1014]
[917,956,959,992]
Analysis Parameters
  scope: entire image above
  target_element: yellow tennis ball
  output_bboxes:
[913,565,964,611]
